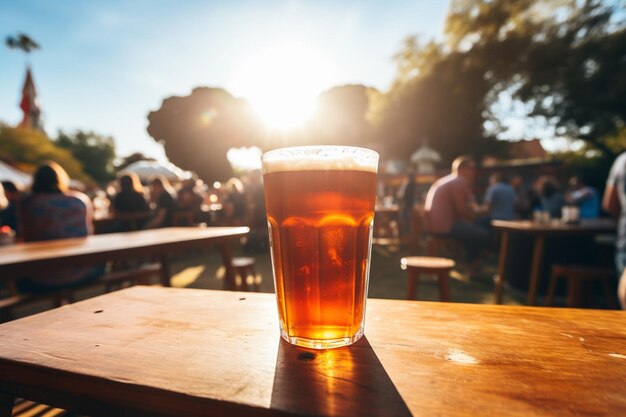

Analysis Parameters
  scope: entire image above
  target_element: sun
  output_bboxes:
[234,42,335,130]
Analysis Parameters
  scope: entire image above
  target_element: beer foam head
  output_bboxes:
[262,146,379,174]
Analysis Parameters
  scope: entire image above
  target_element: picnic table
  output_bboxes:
[492,219,616,305]
[1,286,625,417]
[0,227,249,289]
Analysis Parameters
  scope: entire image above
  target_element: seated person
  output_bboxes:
[177,178,205,224]
[145,176,177,228]
[18,162,103,293]
[566,176,599,219]
[424,156,490,262]
[0,183,7,217]
[0,180,21,232]
[484,173,515,221]
[537,176,565,219]
[111,173,151,231]
[222,178,247,226]
[113,174,150,214]
[0,183,12,244]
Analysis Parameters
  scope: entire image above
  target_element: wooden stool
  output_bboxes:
[232,257,260,292]
[400,256,455,301]
[545,265,616,308]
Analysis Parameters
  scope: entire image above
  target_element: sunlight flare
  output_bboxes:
[234,42,335,130]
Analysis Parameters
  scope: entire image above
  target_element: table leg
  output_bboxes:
[494,231,510,304]
[220,243,236,291]
[567,278,584,308]
[406,269,418,300]
[527,236,546,306]
[438,270,451,302]
[160,255,171,287]
[0,391,14,417]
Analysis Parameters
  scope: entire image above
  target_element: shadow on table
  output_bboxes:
[270,336,412,417]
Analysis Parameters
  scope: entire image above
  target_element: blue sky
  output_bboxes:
[0,0,450,160]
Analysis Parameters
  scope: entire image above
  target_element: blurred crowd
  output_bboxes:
[0,161,268,293]
[0,161,267,249]
[1,155,624,308]
[396,162,600,231]
[393,154,621,307]
[416,157,601,261]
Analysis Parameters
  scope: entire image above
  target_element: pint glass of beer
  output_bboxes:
[262,146,379,349]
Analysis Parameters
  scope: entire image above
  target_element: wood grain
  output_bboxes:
[0,286,625,417]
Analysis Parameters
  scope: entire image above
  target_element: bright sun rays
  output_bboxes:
[234,42,335,130]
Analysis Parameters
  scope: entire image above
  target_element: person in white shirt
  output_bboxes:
[603,152,626,309]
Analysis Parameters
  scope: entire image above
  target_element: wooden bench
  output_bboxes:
[0,263,161,322]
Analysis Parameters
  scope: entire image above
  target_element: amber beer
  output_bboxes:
[262,146,378,349]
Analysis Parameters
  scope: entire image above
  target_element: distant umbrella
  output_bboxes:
[119,161,192,182]
[0,160,31,187]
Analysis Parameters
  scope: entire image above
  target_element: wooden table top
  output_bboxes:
[0,227,249,277]
[1,286,624,417]
[492,218,616,235]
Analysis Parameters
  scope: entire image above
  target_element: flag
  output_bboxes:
[19,66,43,130]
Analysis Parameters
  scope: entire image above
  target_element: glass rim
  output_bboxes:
[262,145,378,159]
[261,145,379,174]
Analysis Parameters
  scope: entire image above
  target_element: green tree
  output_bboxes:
[296,85,379,148]
[54,130,116,184]
[147,87,262,182]
[445,0,626,155]
[0,126,89,182]
[373,36,501,164]
[146,85,381,181]
[375,0,626,164]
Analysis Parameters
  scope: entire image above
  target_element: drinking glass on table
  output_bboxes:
[262,146,379,349]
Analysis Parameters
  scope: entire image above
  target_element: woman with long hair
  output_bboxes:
[113,173,149,214]
[17,162,103,293]
[145,175,177,228]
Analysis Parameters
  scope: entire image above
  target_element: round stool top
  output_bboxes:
[232,257,256,268]
[401,256,455,270]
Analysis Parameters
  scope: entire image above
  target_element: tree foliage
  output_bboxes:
[513,1,626,154]
[147,87,261,181]
[373,0,626,164]
[146,85,379,181]
[306,85,378,148]
[147,0,625,175]
[55,130,116,184]
[445,0,626,154]
[0,126,89,182]
[372,36,501,164]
